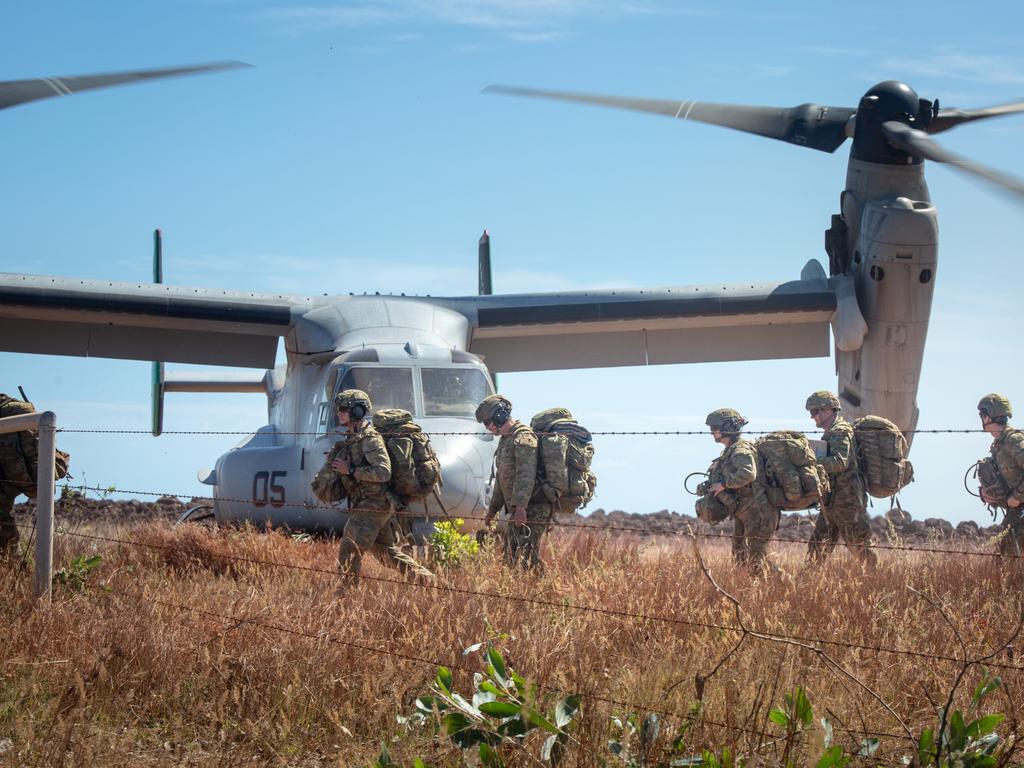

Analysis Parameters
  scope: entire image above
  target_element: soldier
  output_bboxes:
[701,408,778,576]
[0,393,39,557]
[322,389,415,584]
[978,393,1024,556]
[805,391,876,566]
[476,394,549,570]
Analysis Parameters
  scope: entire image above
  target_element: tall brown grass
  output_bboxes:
[1,521,1022,767]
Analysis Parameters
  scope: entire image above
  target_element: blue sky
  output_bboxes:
[2,0,1023,524]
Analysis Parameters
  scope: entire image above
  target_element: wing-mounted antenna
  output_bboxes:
[151,229,165,436]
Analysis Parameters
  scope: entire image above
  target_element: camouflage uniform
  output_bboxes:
[478,395,550,570]
[988,427,1024,556]
[0,394,37,556]
[323,391,413,583]
[808,416,876,565]
[710,439,778,575]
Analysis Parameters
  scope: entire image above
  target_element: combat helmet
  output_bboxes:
[334,389,373,420]
[475,394,513,426]
[705,408,748,435]
[978,393,1012,421]
[805,390,841,411]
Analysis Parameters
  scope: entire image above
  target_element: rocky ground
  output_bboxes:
[13,495,1004,545]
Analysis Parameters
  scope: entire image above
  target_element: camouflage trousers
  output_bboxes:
[732,504,780,577]
[502,503,554,571]
[808,492,876,567]
[998,508,1024,557]
[0,485,18,556]
[337,506,413,583]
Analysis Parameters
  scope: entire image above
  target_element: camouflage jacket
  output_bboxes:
[0,394,38,488]
[709,438,771,520]
[335,420,393,511]
[487,421,539,515]
[819,417,864,504]
[991,427,1024,501]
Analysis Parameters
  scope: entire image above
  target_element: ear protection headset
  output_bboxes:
[349,403,367,421]
[490,403,511,427]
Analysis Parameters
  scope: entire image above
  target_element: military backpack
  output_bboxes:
[972,456,1010,508]
[754,430,830,511]
[530,408,597,512]
[372,409,442,507]
[851,416,914,498]
[0,394,71,496]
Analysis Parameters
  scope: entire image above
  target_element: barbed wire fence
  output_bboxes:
[5,422,1024,761]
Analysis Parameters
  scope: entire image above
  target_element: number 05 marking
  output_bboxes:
[252,470,287,507]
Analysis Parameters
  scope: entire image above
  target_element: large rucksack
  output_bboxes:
[754,430,830,511]
[851,416,914,498]
[530,408,597,512]
[0,394,71,496]
[372,409,442,507]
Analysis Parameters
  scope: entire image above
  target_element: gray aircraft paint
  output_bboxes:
[0,269,846,531]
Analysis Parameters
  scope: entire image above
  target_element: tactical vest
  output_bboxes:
[372,409,442,507]
[530,408,597,512]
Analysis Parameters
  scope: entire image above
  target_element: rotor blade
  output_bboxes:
[882,120,1024,203]
[930,100,1024,134]
[484,84,857,153]
[0,61,251,111]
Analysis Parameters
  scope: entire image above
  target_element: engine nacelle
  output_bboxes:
[836,194,938,436]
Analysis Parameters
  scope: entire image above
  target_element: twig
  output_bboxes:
[907,586,1024,766]
[689,533,915,746]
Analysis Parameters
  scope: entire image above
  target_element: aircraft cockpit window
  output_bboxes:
[422,368,492,418]
[338,367,415,414]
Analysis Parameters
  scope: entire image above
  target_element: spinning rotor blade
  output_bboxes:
[882,120,1024,202]
[930,100,1024,134]
[485,84,856,153]
[0,61,251,111]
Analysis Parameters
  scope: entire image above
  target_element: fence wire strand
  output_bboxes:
[24,522,1022,674]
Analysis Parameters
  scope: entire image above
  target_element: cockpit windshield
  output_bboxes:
[337,367,415,414]
[422,368,492,418]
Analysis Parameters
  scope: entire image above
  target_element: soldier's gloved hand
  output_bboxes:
[511,506,528,527]
[331,457,351,475]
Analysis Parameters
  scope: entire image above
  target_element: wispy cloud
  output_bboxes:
[751,64,794,79]
[878,52,1024,87]
[257,0,691,40]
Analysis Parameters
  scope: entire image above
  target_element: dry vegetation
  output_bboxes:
[1,516,1023,767]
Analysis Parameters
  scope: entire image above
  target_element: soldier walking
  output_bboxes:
[700,408,778,576]
[805,391,876,566]
[318,389,416,584]
[0,393,40,557]
[978,393,1024,556]
[476,395,549,570]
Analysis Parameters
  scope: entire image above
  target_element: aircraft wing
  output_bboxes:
[435,269,841,373]
[0,274,307,367]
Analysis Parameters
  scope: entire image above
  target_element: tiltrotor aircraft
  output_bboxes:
[2,67,1023,533]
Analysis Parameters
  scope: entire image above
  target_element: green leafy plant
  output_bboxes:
[52,553,102,593]
[428,518,479,567]
[405,643,580,766]
[913,669,1006,767]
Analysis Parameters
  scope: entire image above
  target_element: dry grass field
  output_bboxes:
[1,517,1022,767]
